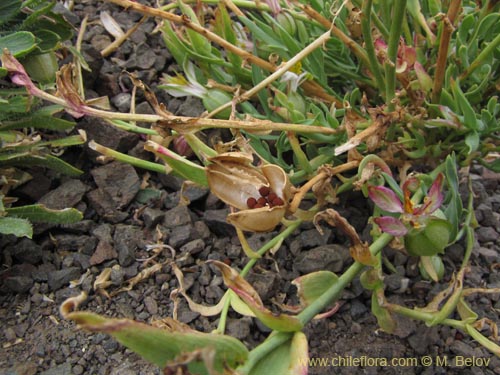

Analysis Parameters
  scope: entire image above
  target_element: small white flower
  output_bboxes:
[160,61,207,98]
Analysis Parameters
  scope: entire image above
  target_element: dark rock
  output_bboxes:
[92,223,114,242]
[247,271,279,301]
[53,234,97,255]
[87,188,128,223]
[144,296,158,315]
[298,228,331,249]
[60,220,95,234]
[38,179,88,210]
[226,317,252,340]
[90,240,117,266]
[111,92,132,112]
[180,239,205,255]
[177,96,205,117]
[9,238,43,264]
[4,276,34,293]
[48,267,81,291]
[159,174,184,191]
[475,227,498,243]
[475,246,499,263]
[79,117,139,156]
[384,273,410,293]
[126,43,157,70]
[39,362,72,375]
[294,245,350,274]
[32,263,56,282]
[142,207,165,228]
[181,184,209,203]
[349,299,368,319]
[14,169,52,201]
[168,225,195,248]
[163,205,193,228]
[114,225,144,266]
[193,221,211,239]
[91,162,141,208]
[446,243,465,263]
[203,209,235,237]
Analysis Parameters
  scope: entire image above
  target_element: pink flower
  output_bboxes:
[375,38,416,73]
[368,173,444,236]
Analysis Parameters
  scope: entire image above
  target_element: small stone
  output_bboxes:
[91,162,141,208]
[87,188,128,223]
[193,221,211,239]
[4,276,34,293]
[32,263,56,282]
[475,247,499,263]
[298,228,331,249]
[39,362,72,375]
[226,317,252,340]
[476,227,498,243]
[181,184,209,203]
[90,240,118,266]
[53,234,97,255]
[5,327,17,341]
[294,245,350,274]
[180,239,205,255]
[247,271,279,301]
[144,296,158,315]
[203,209,235,237]
[114,225,144,267]
[10,238,43,264]
[168,225,195,248]
[142,207,165,228]
[38,179,88,210]
[349,299,368,319]
[72,365,84,375]
[163,205,193,228]
[111,92,132,112]
[48,267,81,291]
[92,223,114,242]
[79,117,138,155]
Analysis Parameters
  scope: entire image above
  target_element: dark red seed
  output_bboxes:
[257,197,267,206]
[247,197,257,208]
[254,203,264,208]
[268,192,277,202]
[272,197,284,206]
[259,186,270,197]
[223,258,232,265]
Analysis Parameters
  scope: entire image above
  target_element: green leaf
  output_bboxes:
[248,332,308,375]
[457,298,478,324]
[1,154,83,176]
[65,312,248,374]
[0,216,33,238]
[404,218,452,257]
[6,204,82,223]
[371,289,396,333]
[465,131,480,154]
[480,158,500,172]
[451,80,478,130]
[0,0,21,26]
[0,31,37,57]
[292,271,338,307]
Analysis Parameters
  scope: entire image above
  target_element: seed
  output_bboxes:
[254,203,264,209]
[268,192,277,202]
[247,197,257,208]
[257,197,267,206]
[259,186,270,197]
[272,197,284,206]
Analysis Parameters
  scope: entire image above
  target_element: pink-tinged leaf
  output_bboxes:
[368,186,404,213]
[211,260,303,332]
[288,332,309,375]
[1,49,39,95]
[292,271,338,308]
[414,62,433,93]
[62,311,248,374]
[425,173,444,214]
[374,216,408,236]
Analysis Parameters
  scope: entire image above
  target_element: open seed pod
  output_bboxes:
[206,152,292,232]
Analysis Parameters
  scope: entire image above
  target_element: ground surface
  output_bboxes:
[1,1,500,375]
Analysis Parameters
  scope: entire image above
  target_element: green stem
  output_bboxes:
[216,220,303,334]
[238,233,393,374]
[361,0,386,97]
[385,0,407,111]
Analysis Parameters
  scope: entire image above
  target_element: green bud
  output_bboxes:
[419,255,445,281]
[404,218,452,256]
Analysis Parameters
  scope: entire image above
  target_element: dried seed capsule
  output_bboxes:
[259,186,270,197]
[247,197,257,208]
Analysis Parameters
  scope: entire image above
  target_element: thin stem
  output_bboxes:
[207,30,340,117]
[101,16,147,57]
[106,0,339,104]
[431,0,462,103]
[361,0,385,97]
[385,0,407,110]
[239,233,393,374]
